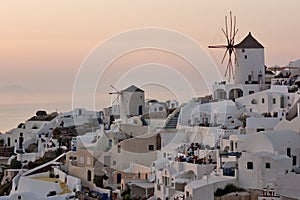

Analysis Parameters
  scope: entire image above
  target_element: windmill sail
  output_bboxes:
[209,11,238,82]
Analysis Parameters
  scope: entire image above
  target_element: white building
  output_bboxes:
[235,85,295,116]
[111,85,145,119]
[154,161,215,200]
[238,130,300,190]
[234,32,265,85]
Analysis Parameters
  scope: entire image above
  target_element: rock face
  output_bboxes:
[221,192,250,200]
[25,143,38,153]
[36,110,47,116]
[29,112,58,121]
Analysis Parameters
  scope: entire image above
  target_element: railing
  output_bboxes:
[271,78,290,85]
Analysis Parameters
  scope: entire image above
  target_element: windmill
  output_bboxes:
[209,11,239,82]
[109,85,128,122]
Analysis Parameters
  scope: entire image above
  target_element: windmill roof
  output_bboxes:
[122,85,144,93]
[235,32,264,48]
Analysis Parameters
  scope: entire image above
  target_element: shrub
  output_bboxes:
[124,194,130,200]
[55,148,64,157]
[214,183,245,197]
[47,191,57,197]
[93,176,103,188]
[9,159,22,169]
[0,181,12,196]
[27,157,52,170]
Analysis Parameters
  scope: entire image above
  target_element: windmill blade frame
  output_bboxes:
[208,11,239,82]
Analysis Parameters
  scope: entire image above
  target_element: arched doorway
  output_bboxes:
[87,170,92,182]
[229,88,243,100]
[138,105,143,115]
[214,89,227,100]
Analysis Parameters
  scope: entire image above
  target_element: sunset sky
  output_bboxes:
[1,0,300,106]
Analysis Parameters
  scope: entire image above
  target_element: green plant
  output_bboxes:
[9,159,22,169]
[124,194,130,200]
[93,175,103,188]
[52,128,62,139]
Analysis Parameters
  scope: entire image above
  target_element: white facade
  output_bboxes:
[235,85,295,116]
[237,128,300,193]
[238,152,291,189]
[213,82,260,100]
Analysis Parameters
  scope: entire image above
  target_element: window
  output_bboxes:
[157,184,161,191]
[78,156,84,164]
[273,98,276,104]
[163,176,169,186]
[113,161,116,165]
[256,128,265,132]
[248,75,251,81]
[262,98,265,104]
[138,172,141,178]
[186,191,190,197]
[242,49,245,53]
[265,162,271,169]
[159,107,163,111]
[148,145,154,151]
[86,157,91,165]
[117,145,121,153]
[20,132,23,137]
[244,55,247,59]
[249,91,254,95]
[249,108,252,113]
[247,162,253,170]
[230,140,234,152]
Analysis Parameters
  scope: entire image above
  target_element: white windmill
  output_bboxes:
[209,11,265,85]
[109,85,128,123]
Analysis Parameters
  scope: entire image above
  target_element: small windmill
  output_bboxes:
[109,85,128,122]
[209,11,239,82]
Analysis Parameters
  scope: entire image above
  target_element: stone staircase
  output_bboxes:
[286,97,300,121]
[164,109,180,129]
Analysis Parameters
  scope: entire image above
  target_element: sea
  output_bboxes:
[0,102,72,133]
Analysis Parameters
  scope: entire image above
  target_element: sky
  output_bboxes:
[0,0,300,107]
